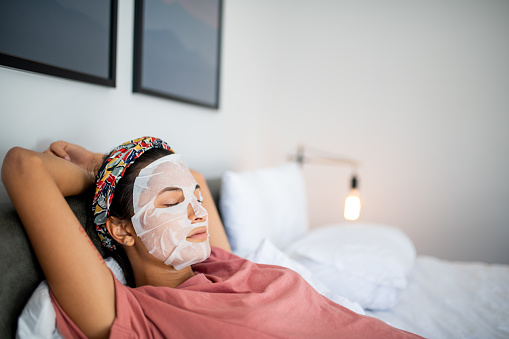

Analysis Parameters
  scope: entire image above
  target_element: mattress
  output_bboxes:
[366,256,509,339]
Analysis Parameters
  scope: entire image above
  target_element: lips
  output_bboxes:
[186,226,208,242]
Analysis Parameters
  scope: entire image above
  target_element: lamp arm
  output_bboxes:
[290,153,359,168]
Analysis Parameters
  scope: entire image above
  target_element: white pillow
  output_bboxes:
[246,238,365,315]
[16,281,60,339]
[17,258,126,339]
[285,223,416,310]
[219,163,308,257]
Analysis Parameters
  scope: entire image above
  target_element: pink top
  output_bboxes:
[51,247,424,338]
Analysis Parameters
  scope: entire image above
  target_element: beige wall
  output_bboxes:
[1,0,508,264]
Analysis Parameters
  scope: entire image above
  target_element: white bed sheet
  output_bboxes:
[366,256,509,339]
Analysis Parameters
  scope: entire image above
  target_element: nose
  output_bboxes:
[187,203,206,223]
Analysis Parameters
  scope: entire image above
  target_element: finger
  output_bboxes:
[50,141,71,161]
[43,148,60,157]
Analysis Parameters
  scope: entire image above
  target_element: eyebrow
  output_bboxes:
[157,187,182,196]
[157,185,201,195]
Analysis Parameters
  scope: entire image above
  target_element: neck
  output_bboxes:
[134,264,194,288]
[125,245,195,288]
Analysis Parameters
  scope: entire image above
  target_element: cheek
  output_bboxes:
[142,209,190,240]
[163,218,190,240]
[139,216,191,258]
[142,208,183,231]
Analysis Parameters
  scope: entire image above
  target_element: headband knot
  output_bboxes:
[92,136,174,251]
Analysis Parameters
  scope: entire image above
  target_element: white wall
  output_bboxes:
[1,0,508,264]
[260,0,509,264]
[0,0,278,180]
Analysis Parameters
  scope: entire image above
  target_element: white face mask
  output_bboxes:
[131,154,211,270]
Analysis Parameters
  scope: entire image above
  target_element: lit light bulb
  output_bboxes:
[344,188,361,221]
[344,175,360,221]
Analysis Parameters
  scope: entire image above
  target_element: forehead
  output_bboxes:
[138,154,196,191]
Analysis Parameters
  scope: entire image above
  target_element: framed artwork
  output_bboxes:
[133,0,222,109]
[0,0,117,87]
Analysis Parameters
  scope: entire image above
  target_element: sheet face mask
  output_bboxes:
[131,154,211,270]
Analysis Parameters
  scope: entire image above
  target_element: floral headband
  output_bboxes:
[92,136,174,251]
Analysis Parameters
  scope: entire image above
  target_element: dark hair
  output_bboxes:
[98,147,173,286]
[109,148,173,221]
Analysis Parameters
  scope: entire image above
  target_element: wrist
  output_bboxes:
[88,153,106,180]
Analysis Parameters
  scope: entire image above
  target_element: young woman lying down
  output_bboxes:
[1,137,423,339]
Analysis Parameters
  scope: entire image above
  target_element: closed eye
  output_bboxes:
[163,202,180,207]
[155,187,184,208]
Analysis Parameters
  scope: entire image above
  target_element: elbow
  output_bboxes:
[2,147,42,187]
[2,147,24,185]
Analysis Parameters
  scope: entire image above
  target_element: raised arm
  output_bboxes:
[1,147,115,339]
[43,140,104,180]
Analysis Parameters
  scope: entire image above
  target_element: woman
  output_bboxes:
[2,137,422,339]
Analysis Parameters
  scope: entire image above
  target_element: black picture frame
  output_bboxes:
[0,1,118,87]
[133,0,222,109]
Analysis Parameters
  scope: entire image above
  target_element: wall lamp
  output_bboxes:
[291,145,361,221]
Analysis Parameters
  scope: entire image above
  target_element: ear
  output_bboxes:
[105,217,135,247]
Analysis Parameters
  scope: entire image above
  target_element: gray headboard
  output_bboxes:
[0,178,222,338]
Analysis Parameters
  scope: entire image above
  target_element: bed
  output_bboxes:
[1,166,508,338]
[366,256,509,338]
[218,163,509,339]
